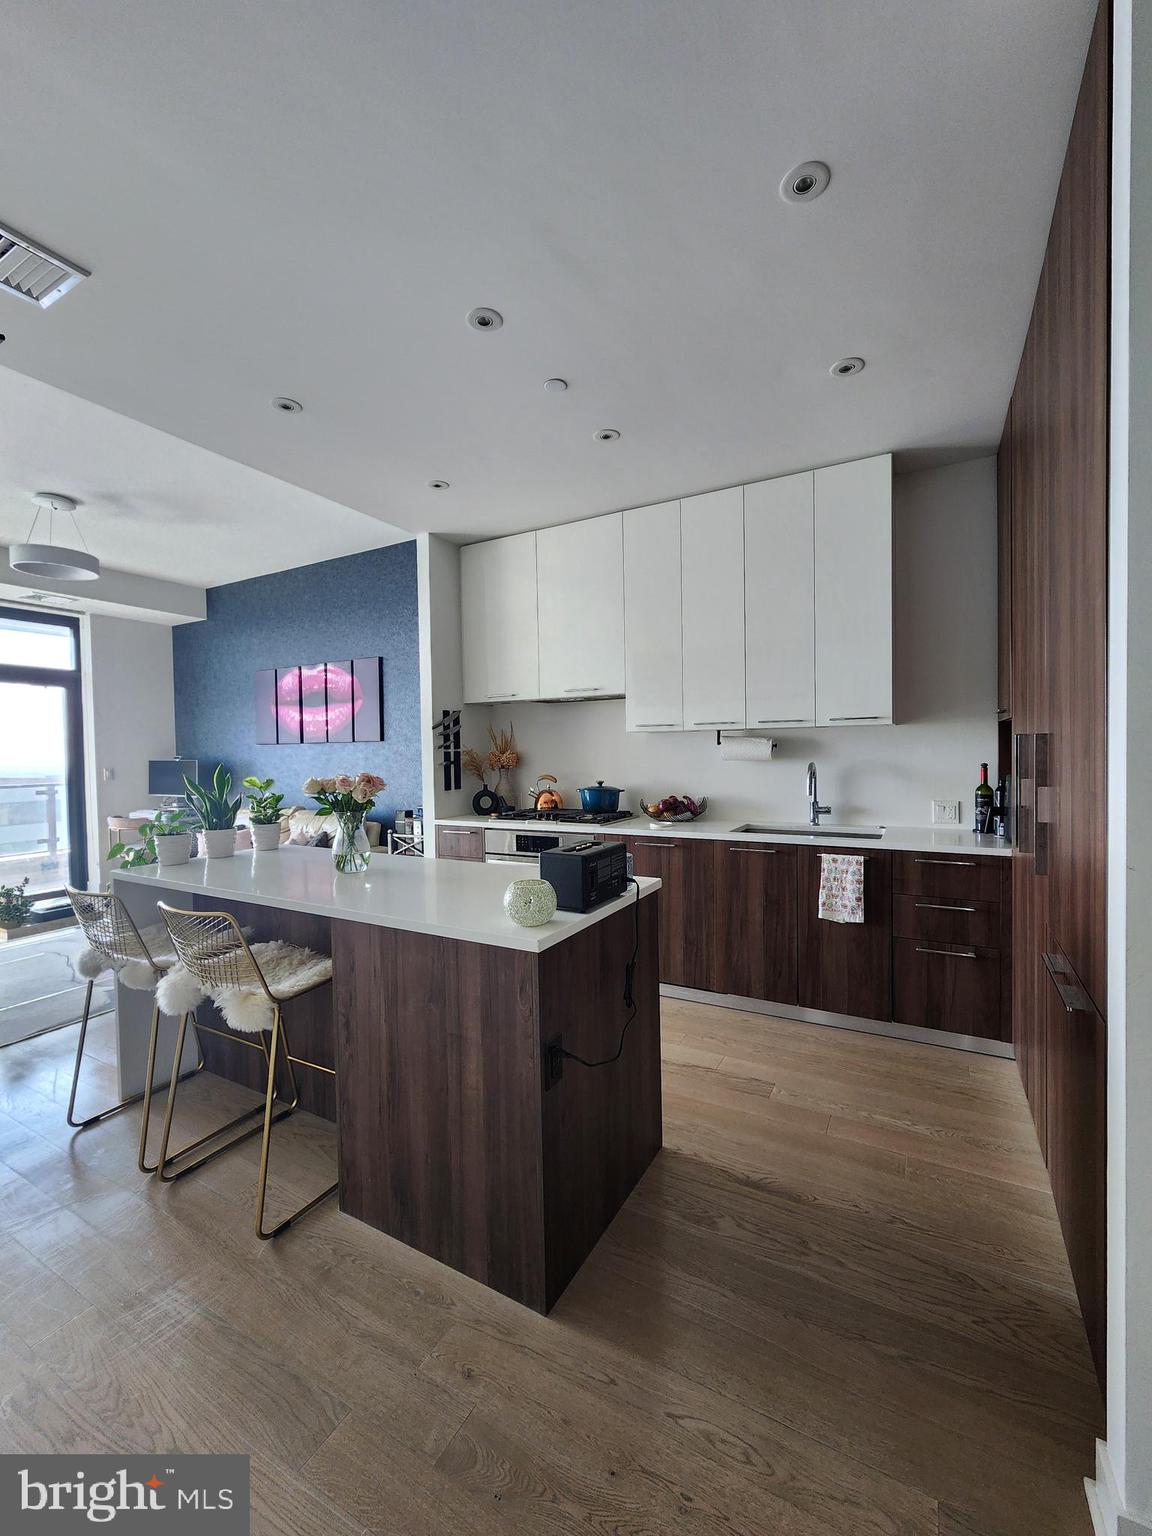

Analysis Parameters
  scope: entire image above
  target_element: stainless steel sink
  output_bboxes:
[733,823,886,840]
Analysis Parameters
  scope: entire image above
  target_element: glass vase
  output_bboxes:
[332,811,371,874]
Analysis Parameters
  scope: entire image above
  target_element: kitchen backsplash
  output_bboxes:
[485,458,999,827]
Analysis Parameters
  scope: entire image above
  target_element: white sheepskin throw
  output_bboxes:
[154,943,332,1034]
[156,964,207,1017]
[118,959,159,991]
[76,947,110,980]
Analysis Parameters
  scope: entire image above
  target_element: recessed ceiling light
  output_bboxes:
[272,396,303,413]
[544,378,568,393]
[830,356,865,377]
[427,479,450,490]
[466,306,503,332]
[779,161,831,204]
[594,428,621,442]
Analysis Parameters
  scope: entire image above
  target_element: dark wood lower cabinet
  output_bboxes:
[713,843,797,1003]
[796,848,892,1020]
[892,938,1004,1041]
[623,835,716,991]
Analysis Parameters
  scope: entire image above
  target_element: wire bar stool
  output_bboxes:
[64,887,203,1171]
[155,902,338,1238]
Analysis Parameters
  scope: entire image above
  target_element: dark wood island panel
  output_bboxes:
[332,893,661,1312]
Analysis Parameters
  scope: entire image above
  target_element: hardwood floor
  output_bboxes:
[0,1000,1099,1536]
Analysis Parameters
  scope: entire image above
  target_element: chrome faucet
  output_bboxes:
[806,761,831,827]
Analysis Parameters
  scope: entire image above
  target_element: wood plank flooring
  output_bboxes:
[0,997,1099,1536]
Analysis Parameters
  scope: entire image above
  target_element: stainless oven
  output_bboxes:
[483,828,596,865]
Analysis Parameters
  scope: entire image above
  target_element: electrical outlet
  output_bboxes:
[931,799,960,825]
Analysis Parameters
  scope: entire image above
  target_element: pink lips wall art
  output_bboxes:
[254,658,384,745]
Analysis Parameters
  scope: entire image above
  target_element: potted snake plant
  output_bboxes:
[184,764,242,858]
[243,776,285,851]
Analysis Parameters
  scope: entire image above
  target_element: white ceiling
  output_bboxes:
[0,0,1096,545]
[0,368,410,586]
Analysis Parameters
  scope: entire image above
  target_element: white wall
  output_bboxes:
[1088,4,1152,1531]
[82,614,176,880]
[484,459,998,827]
[417,533,492,840]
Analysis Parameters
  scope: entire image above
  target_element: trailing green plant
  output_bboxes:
[108,807,195,869]
[183,764,241,831]
[0,877,33,928]
[242,776,286,826]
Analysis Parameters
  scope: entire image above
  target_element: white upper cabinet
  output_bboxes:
[744,471,816,728]
[461,532,540,703]
[536,513,625,698]
[681,487,746,730]
[814,454,893,726]
[623,500,683,730]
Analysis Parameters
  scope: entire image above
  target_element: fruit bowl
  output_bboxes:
[642,794,708,825]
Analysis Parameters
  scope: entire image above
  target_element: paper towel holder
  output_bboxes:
[716,729,777,754]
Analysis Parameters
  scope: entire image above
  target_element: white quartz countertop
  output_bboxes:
[112,846,660,953]
[435,814,1012,858]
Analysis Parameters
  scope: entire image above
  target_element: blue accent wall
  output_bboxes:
[172,541,421,827]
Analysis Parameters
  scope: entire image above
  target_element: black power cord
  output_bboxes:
[558,876,642,1070]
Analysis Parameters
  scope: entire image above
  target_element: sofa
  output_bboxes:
[231,807,385,851]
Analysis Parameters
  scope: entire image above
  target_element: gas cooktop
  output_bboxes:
[495,807,634,826]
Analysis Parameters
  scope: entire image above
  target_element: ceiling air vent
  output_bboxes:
[0,222,88,308]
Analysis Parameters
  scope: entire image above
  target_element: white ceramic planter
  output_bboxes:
[154,833,192,867]
[250,823,282,852]
[201,828,238,859]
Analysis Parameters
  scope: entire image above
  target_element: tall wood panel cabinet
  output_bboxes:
[1000,0,1110,1383]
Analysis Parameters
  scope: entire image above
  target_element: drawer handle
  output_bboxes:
[914,901,977,912]
[636,722,678,728]
[757,718,807,724]
[487,693,519,699]
[914,858,977,867]
[644,842,678,849]
[564,686,603,692]
[916,945,977,959]
[730,846,777,853]
[828,715,886,722]
[692,720,741,726]
[1042,952,1092,1013]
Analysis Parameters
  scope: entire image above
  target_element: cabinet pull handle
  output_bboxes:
[636,722,678,728]
[1042,951,1092,1012]
[730,846,777,854]
[488,693,519,699]
[914,901,977,912]
[564,686,603,692]
[692,720,741,726]
[644,842,678,849]
[757,718,807,724]
[914,858,977,867]
[916,945,977,959]
[828,715,886,722]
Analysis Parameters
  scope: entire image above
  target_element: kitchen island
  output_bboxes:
[112,848,661,1311]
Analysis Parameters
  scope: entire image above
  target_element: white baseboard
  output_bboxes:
[1086,1441,1152,1536]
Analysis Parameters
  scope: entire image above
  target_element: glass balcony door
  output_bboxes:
[0,608,87,900]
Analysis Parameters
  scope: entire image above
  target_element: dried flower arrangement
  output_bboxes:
[462,725,519,795]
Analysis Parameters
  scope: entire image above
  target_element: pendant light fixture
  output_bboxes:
[9,492,100,581]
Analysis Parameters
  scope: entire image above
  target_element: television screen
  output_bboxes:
[148,759,199,796]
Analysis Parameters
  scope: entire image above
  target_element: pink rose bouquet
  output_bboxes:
[302,772,387,819]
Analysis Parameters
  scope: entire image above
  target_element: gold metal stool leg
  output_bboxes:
[255,1005,338,1240]
[137,1003,205,1173]
[155,1008,295,1183]
[67,981,161,1132]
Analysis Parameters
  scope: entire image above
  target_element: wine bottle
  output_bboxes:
[974,762,994,834]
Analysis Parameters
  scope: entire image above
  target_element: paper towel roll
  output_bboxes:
[719,736,777,762]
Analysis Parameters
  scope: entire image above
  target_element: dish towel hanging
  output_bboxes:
[818,853,865,923]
